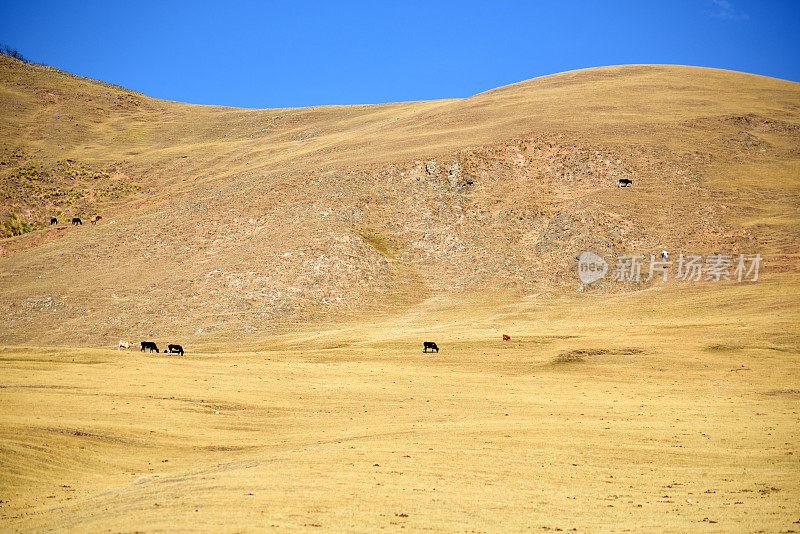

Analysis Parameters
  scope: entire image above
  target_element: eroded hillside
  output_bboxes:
[0,55,798,346]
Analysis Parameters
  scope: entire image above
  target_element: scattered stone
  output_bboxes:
[446,160,462,188]
[425,160,440,176]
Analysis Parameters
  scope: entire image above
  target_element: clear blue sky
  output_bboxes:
[1,0,798,108]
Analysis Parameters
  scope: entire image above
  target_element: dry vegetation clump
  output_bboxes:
[552,347,644,363]
[705,343,745,351]
[2,210,35,237]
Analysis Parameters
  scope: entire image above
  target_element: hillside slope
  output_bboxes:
[0,56,798,346]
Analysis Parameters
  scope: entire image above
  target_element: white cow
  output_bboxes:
[118,340,131,350]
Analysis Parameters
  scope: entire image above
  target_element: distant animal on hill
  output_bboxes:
[164,344,184,356]
[118,340,131,350]
[50,217,57,225]
[140,341,159,353]
[71,217,82,225]
[423,341,439,353]
[502,334,511,341]
[618,178,633,187]
[661,250,669,261]
[90,215,102,225]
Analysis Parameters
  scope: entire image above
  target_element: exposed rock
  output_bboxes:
[425,160,440,176]
[446,160,462,188]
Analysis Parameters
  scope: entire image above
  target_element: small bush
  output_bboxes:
[4,211,23,236]
[0,43,48,66]
[0,43,28,63]
[3,211,37,237]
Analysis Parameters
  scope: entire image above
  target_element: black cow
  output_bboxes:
[71,217,82,225]
[618,178,633,187]
[50,217,58,225]
[423,341,439,353]
[164,344,184,356]
[140,341,159,353]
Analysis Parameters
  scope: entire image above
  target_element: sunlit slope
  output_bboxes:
[0,57,798,346]
[1,280,799,531]
[3,59,798,168]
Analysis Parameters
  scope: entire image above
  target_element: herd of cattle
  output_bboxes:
[50,215,102,226]
[116,336,514,355]
[118,340,184,356]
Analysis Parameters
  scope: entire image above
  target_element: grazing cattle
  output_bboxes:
[661,250,669,261]
[618,178,633,187]
[50,217,58,225]
[90,215,102,225]
[71,217,82,225]
[165,344,184,356]
[140,341,159,353]
[423,341,439,353]
[502,334,511,341]
[118,340,131,350]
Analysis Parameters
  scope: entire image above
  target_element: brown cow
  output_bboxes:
[502,334,511,341]
[90,215,102,225]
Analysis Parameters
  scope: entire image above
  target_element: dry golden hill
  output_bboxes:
[0,55,798,347]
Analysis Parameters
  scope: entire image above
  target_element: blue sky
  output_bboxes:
[1,0,798,108]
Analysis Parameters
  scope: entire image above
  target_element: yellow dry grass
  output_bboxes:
[2,274,799,532]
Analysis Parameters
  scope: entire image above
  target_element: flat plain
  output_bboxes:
[2,277,799,531]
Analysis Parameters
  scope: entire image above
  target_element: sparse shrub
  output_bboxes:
[4,211,23,236]
[116,92,141,107]
[359,231,395,259]
[4,211,22,236]
[552,347,643,364]
[0,43,47,66]
[705,344,743,352]
[0,43,28,63]
[552,350,586,364]
[2,211,39,237]
[11,160,49,181]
